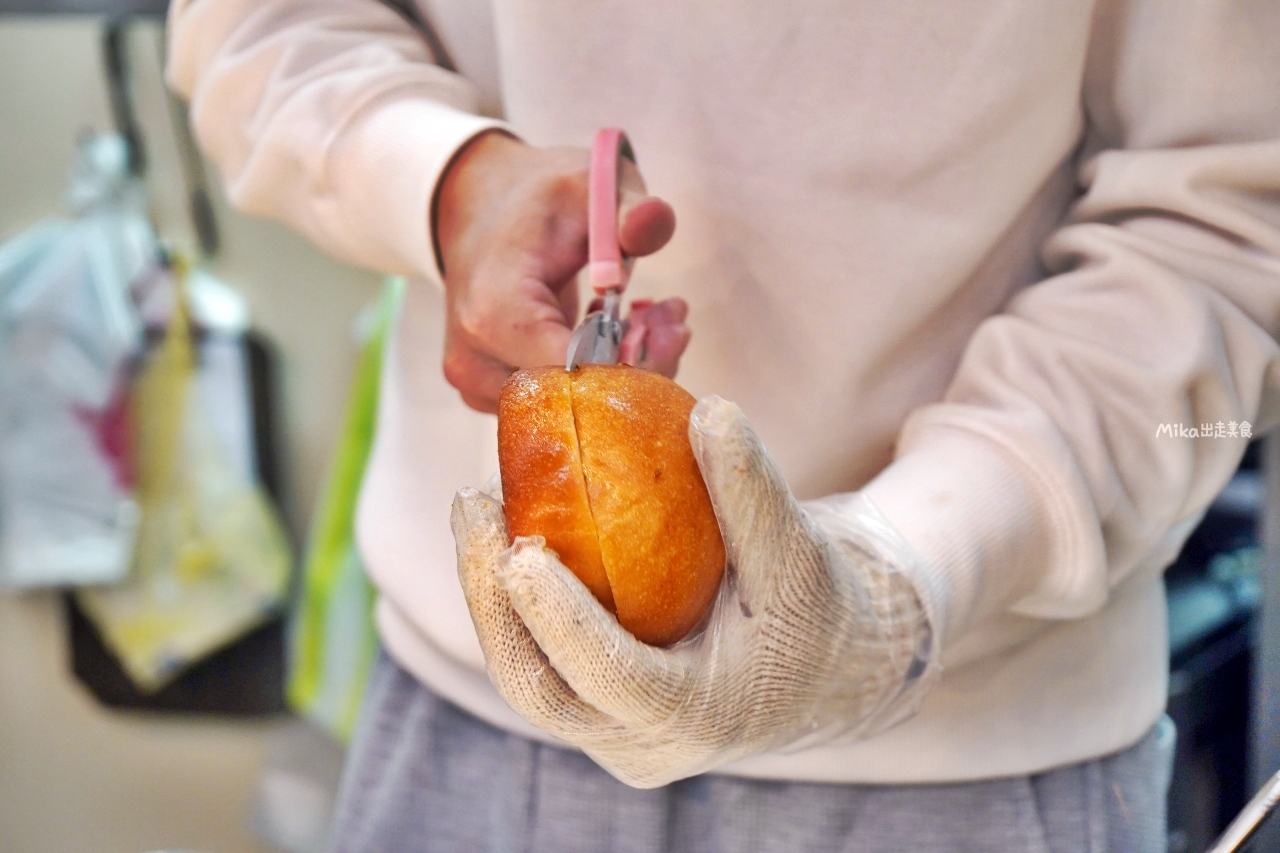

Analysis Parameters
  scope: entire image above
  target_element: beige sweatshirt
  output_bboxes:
[168,0,1280,783]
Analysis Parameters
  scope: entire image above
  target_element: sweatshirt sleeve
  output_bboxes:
[165,0,509,281]
[861,0,1280,646]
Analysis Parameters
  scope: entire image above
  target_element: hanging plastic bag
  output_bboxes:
[286,278,402,741]
[75,257,292,691]
[0,134,151,588]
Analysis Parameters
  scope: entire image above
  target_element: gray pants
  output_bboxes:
[330,651,1174,852]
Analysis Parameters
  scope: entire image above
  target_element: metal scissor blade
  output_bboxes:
[565,311,622,369]
[565,290,624,370]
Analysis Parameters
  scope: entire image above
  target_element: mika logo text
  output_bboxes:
[1155,422,1252,439]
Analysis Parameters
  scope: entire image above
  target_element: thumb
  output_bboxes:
[688,397,826,603]
[618,193,676,257]
[617,158,675,257]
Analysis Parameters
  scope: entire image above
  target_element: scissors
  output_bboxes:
[565,128,646,370]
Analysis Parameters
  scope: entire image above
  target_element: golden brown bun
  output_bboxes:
[498,364,725,646]
[497,368,614,612]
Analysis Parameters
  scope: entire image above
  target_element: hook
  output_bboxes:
[101,15,146,177]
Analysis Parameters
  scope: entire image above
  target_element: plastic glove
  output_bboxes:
[453,396,940,788]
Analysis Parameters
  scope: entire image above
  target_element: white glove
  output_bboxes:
[453,396,940,788]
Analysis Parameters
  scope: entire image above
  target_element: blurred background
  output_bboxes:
[1,5,1278,853]
[0,5,381,853]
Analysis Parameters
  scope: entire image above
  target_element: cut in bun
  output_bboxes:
[498,364,725,646]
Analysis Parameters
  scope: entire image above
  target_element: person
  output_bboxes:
[166,1,1280,850]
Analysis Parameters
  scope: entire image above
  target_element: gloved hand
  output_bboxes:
[452,396,940,788]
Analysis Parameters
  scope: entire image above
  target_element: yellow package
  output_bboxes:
[76,264,291,691]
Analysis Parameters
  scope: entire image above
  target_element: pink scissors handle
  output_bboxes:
[588,128,635,295]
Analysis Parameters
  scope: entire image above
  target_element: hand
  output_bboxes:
[435,131,691,413]
[452,397,939,788]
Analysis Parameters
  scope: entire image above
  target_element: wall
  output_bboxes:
[0,15,382,853]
